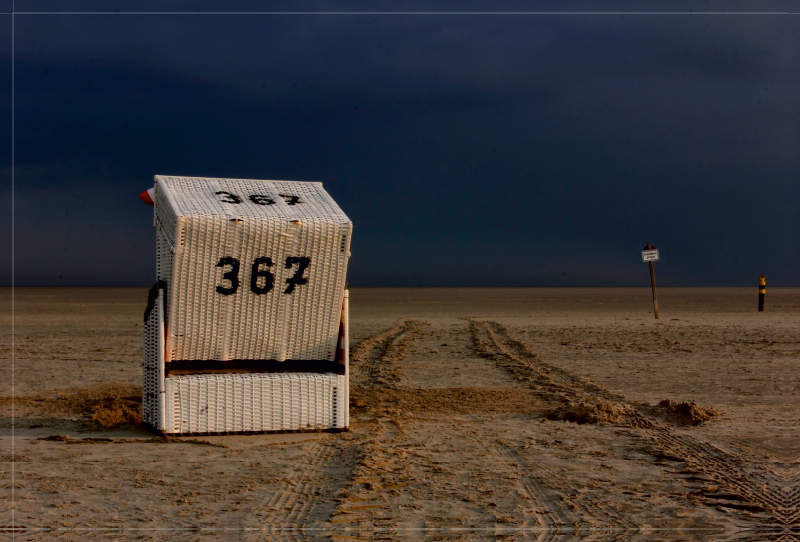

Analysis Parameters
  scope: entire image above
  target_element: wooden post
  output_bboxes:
[646,242,659,319]
[758,275,765,311]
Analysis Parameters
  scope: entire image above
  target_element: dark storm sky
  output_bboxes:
[3,1,799,287]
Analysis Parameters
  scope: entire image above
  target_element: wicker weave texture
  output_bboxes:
[156,227,174,287]
[142,304,160,427]
[154,176,352,363]
[163,373,347,434]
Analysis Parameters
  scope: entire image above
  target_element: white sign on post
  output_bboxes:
[642,249,660,262]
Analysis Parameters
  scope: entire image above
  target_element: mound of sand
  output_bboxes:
[1,383,142,428]
[545,398,719,427]
[351,385,542,414]
[656,398,719,425]
[544,401,636,425]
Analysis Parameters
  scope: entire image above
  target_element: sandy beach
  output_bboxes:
[2,287,799,540]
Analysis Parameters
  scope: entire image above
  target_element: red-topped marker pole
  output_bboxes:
[642,243,660,319]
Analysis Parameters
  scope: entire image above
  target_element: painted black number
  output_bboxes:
[284,256,311,293]
[250,257,274,294]
[216,191,241,204]
[216,257,240,295]
[249,194,276,206]
[214,256,309,296]
[279,194,301,205]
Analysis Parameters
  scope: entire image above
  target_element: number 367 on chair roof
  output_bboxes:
[151,176,352,364]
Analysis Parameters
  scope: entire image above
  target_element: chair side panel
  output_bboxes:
[142,303,160,428]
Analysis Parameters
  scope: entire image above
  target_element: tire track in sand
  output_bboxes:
[258,439,341,531]
[341,320,586,538]
[472,320,800,533]
[328,320,429,532]
[470,320,656,429]
[651,433,800,525]
[491,438,640,537]
[468,430,575,535]
[350,319,429,388]
[452,418,642,539]
[259,321,430,534]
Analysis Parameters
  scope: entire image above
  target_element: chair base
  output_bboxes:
[144,372,348,435]
[147,427,349,438]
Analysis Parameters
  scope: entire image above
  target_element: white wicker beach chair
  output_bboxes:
[142,176,351,435]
